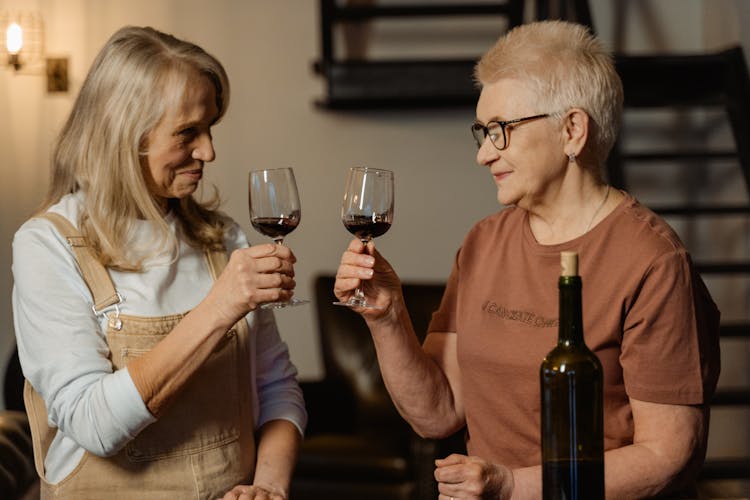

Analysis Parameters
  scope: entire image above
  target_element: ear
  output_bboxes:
[562,108,589,158]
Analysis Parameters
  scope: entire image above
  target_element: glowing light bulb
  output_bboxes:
[6,22,23,54]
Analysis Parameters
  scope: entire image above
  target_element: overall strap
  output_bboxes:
[26,212,122,484]
[39,212,121,314]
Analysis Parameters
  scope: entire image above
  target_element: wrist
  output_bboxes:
[193,293,242,333]
[366,292,408,331]
[254,482,288,500]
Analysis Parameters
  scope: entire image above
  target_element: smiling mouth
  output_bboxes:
[493,171,512,182]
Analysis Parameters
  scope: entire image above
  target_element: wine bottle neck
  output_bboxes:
[558,276,583,345]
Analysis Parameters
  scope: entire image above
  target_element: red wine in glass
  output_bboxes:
[334,167,394,309]
[343,215,391,240]
[251,213,300,241]
[249,168,309,309]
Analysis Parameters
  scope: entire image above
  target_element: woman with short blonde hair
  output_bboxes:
[476,20,623,167]
[335,20,719,499]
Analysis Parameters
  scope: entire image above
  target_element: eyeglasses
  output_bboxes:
[471,114,550,150]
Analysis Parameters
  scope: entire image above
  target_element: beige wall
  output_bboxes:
[0,0,503,384]
[1,0,749,469]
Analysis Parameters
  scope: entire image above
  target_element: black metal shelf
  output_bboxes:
[719,322,750,338]
[314,0,524,110]
[694,262,750,274]
[651,204,750,216]
[712,388,750,406]
[314,58,479,109]
[328,3,520,20]
[701,458,750,480]
[622,150,737,162]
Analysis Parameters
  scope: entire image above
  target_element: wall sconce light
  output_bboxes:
[6,21,22,69]
[0,11,45,72]
[0,10,66,92]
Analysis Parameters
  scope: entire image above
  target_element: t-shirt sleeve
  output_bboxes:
[620,249,720,405]
[427,250,461,334]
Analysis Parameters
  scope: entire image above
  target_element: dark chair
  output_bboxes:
[0,347,37,500]
[290,275,464,500]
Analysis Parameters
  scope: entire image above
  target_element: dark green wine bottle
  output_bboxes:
[541,251,604,500]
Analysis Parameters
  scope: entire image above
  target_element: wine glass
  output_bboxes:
[248,167,309,309]
[334,166,394,309]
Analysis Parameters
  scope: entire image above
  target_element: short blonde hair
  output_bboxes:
[43,26,230,270]
[475,20,622,165]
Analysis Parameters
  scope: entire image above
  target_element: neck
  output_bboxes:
[527,179,612,245]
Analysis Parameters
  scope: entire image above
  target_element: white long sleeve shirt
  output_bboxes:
[12,192,307,483]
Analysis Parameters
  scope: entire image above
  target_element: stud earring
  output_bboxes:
[568,152,576,162]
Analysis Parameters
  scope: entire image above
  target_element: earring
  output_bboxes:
[568,152,576,162]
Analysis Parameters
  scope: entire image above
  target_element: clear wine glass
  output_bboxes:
[248,167,309,309]
[334,166,394,309]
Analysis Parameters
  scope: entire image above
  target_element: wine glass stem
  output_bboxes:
[352,285,366,303]
[351,237,371,303]
[273,238,284,245]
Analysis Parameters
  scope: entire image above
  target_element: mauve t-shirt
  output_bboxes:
[427,192,720,468]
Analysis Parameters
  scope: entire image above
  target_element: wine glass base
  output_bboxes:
[332,300,383,310]
[260,298,310,310]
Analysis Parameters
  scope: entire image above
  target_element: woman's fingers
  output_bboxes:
[346,238,366,252]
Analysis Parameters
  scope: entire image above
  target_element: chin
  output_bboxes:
[174,185,199,199]
[496,190,517,207]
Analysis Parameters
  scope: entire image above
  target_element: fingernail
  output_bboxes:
[366,256,375,266]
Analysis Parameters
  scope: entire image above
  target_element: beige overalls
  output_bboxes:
[23,213,257,499]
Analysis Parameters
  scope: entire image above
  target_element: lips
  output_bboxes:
[180,168,203,180]
[493,171,512,182]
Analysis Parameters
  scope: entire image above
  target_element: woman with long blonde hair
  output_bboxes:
[13,26,305,500]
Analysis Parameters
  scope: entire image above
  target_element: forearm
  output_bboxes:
[252,419,302,498]
[603,442,701,499]
[366,301,462,438]
[127,300,235,417]
[603,401,706,499]
[509,439,702,500]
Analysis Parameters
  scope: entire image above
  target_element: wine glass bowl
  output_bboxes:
[335,166,394,309]
[248,167,308,309]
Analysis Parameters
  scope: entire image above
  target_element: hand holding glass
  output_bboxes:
[334,166,394,309]
[248,167,309,309]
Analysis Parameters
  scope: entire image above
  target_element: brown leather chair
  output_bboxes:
[0,347,37,500]
[290,275,464,499]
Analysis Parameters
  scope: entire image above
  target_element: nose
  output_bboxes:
[192,133,215,162]
[475,136,500,167]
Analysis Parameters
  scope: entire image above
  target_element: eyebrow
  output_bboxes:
[175,119,200,129]
[172,115,218,135]
[474,116,504,125]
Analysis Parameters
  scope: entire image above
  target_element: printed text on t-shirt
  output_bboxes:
[481,301,558,328]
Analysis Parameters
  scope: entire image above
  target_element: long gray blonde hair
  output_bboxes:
[42,26,230,270]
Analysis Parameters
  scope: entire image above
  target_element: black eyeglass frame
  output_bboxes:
[471,113,550,150]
